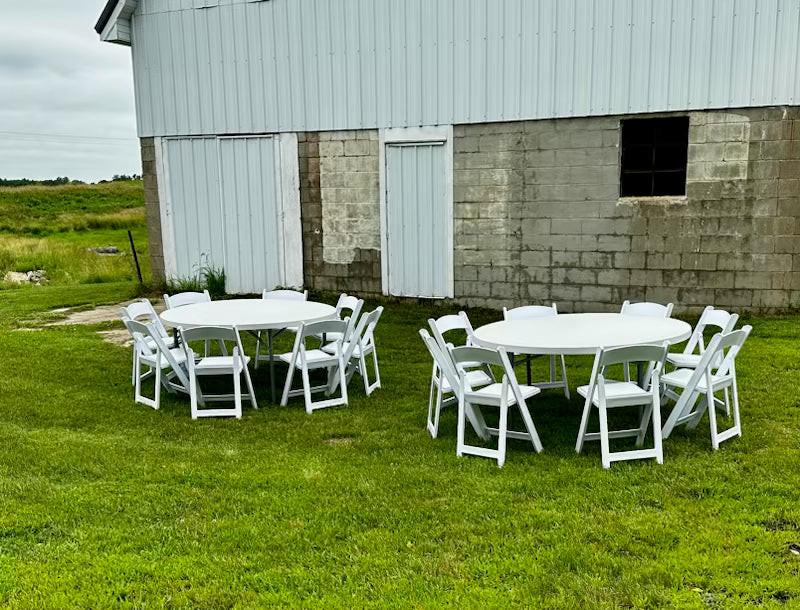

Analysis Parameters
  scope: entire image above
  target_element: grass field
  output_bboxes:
[0,181,149,286]
[0,185,799,608]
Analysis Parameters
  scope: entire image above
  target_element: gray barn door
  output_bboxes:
[385,142,449,297]
[218,137,282,294]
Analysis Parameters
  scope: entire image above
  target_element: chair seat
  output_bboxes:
[441,369,492,393]
[279,349,338,367]
[577,381,650,404]
[666,353,702,368]
[194,354,250,374]
[660,368,729,391]
[144,335,177,350]
[466,382,540,405]
[141,346,187,369]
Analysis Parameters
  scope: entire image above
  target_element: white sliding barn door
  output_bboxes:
[218,137,282,294]
[382,128,453,298]
[162,135,302,294]
[162,137,224,279]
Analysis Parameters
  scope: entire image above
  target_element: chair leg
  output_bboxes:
[427,365,438,436]
[190,370,199,420]
[652,392,664,465]
[301,359,314,414]
[497,395,509,468]
[233,367,242,419]
[707,387,720,450]
[560,355,570,399]
[598,403,611,469]
[456,393,467,458]
[513,400,543,453]
[575,398,593,453]
[242,363,258,409]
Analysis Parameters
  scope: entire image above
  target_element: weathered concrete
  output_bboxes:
[140,137,165,283]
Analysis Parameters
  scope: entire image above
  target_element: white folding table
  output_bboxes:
[471,313,692,441]
[473,313,691,356]
[161,299,337,402]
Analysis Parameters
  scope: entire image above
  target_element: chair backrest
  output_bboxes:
[123,318,156,358]
[684,306,740,355]
[428,311,476,351]
[121,299,169,338]
[291,318,350,361]
[164,290,211,309]
[263,289,308,301]
[180,324,244,359]
[451,344,524,405]
[585,343,669,400]
[620,300,674,318]
[334,293,364,339]
[502,303,558,320]
[419,329,462,397]
[343,307,383,361]
[125,319,191,389]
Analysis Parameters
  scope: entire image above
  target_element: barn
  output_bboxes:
[96,0,800,311]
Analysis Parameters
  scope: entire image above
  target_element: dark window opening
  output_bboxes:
[620,117,689,197]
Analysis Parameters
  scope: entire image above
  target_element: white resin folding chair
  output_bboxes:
[620,300,674,318]
[667,306,739,370]
[323,306,383,396]
[180,325,257,419]
[425,311,485,437]
[502,304,569,398]
[660,326,752,450]
[120,299,176,385]
[419,330,493,442]
[254,288,309,369]
[122,319,191,410]
[451,345,543,467]
[163,289,211,310]
[315,293,364,345]
[279,318,349,413]
[575,343,668,469]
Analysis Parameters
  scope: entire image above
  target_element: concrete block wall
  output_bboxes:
[139,137,165,282]
[453,106,800,313]
[298,131,382,293]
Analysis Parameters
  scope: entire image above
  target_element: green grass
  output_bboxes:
[0,182,149,286]
[0,281,799,608]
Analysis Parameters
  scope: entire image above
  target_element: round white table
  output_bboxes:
[473,313,692,355]
[160,299,336,331]
[161,299,337,402]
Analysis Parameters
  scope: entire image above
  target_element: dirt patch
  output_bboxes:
[324,437,354,447]
[98,329,134,347]
[46,300,164,327]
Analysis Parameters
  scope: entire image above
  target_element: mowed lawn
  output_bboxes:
[1,183,799,608]
[0,280,799,609]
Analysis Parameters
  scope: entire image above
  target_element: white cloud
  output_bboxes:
[0,1,140,182]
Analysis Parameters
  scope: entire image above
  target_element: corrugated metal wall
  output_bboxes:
[163,137,224,278]
[385,143,449,298]
[163,135,287,293]
[130,0,800,137]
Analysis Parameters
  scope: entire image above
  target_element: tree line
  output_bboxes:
[0,174,142,187]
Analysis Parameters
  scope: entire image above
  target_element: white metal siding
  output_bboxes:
[218,137,283,294]
[385,143,449,298]
[130,0,800,137]
[163,137,224,279]
[163,136,298,293]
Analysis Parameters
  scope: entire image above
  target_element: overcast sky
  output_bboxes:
[0,1,141,183]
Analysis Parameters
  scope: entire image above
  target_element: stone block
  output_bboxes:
[681,252,717,270]
[778,179,799,198]
[752,289,790,308]
[706,122,746,143]
[760,140,792,160]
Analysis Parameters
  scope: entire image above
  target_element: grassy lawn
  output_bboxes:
[0,185,799,608]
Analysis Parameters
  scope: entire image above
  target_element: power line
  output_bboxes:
[0,130,137,143]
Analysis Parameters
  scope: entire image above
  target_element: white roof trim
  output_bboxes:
[98,0,138,46]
